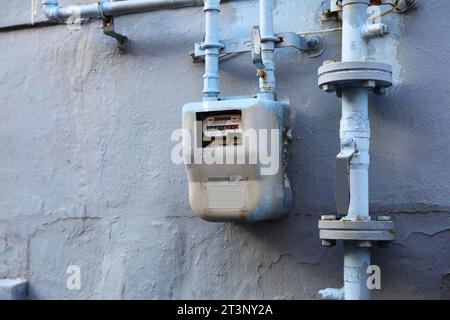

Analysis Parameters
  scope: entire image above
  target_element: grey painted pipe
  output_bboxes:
[258,0,276,99]
[319,0,372,301]
[42,0,223,22]
[202,0,221,101]
[341,2,371,218]
[104,0,205,16]
[340,1,372,300]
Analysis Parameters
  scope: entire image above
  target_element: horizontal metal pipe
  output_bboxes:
[103,0,205,16]
[42,0,229,22]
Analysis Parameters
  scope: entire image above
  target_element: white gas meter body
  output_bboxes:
[182,97,292,222]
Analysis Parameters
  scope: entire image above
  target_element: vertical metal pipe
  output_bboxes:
[341,0,371,300]
[342,0,370,221]
[202,0,221,101]
[341,88,370,220]
[343,242,371,300]
[258,0,277,100]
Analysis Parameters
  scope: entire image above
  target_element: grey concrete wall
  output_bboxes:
[0,0,449,299]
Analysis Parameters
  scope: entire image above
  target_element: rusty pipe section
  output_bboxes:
[42,0,227,22]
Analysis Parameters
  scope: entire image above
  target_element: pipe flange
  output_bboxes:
[318,218,395,243]
[318,61,393,97]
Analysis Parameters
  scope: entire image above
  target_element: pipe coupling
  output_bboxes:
[318,215,395,245]
[201,42,224,50]
[342,0,370,6]
[260,35,278,43]
[42,0,60,21]
[203,0,221,12]
[318,61,393,97]
[97,0,109,19]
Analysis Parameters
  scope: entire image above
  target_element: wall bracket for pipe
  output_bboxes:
[191,30,320,62]
[102,15,128,54]
[43,0,226,53]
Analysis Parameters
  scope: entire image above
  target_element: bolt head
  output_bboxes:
[363,80,376,89]
[321,215,337,221]
[373,87,388,96]
[322,84,336,93]
[322,239,336,247]
[357,241,372,248]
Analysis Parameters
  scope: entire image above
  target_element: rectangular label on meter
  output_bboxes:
[201,112,242,147]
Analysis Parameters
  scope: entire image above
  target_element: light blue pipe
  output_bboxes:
[42,0,212,22]
[319,242,371,300]
[341,1,371,299]
[42,0,99,21]
[343,242,371,300]
[320,0,372,301]
[258,0,277,100]
[202,0,222,101]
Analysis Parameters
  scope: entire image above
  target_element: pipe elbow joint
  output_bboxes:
[42,0,61,21]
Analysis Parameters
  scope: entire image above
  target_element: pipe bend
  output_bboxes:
[42,0,61,21]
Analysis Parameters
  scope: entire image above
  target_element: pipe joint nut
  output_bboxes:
[201,41,224,50]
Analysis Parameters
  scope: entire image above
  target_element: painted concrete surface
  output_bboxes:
[0,0,449,299]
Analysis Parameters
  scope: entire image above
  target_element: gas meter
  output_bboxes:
[182,97,292,222]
